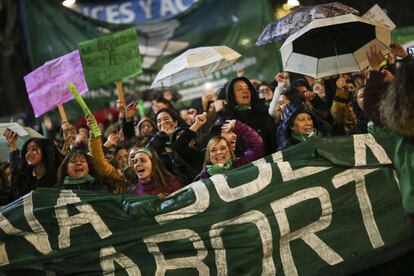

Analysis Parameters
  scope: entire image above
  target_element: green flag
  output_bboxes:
[20,0,282,89]
[0,132,413,275]
[79,27,142,88]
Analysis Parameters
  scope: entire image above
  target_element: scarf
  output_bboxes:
[234,104,251,111]
[291,129,320,142]
[206,160,233,176]
[64,174,95,186]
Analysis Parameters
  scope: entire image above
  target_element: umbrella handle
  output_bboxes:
[334,40,342,76]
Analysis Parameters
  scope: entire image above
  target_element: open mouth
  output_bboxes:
[136,167,146,176]
[74,168,84,174]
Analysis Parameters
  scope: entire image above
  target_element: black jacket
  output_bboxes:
[216,77,277,155]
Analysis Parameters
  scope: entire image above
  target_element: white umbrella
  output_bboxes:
[280,14,391,79]
[150,46,241,88]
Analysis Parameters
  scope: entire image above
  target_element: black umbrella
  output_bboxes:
[280,14,391,79]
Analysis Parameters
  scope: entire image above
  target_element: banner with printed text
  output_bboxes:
[1,132,414,275]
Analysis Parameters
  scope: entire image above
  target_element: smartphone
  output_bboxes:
[408,47,414,56]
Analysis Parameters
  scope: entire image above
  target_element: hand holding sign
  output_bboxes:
[68,82,101,137]
[85,113,101,138]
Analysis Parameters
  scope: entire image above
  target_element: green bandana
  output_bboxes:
[136,147,153,158]
[234,104,251,111]
[291,129,319,142]
[206,160,233,176]
[64,174,95,186]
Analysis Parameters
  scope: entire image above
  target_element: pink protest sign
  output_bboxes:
[24,50,88,117]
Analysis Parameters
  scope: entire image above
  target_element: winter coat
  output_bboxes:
[89,136,127,193]
[330,87,357,135]
[147,129,199,185]
[364,70,387,128]
[216,77,277,155]
[9,138,61,199]
[9,150,53,199]
[348,98,367,134]
[174,128,205,173]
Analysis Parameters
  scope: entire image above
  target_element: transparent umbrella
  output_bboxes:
[150,46,241,88]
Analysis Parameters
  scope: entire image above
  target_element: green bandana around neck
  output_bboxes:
[64,174,95,186]
[206,160,233,176]
[234,104,251,111]
[291,129,319,142]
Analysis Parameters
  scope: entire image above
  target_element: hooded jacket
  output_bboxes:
[136,117,156,137]
[121,117,156,141]
[216,77,277,155]
[276,101,320,151]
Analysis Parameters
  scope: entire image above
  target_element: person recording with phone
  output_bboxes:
[4,128,61,199]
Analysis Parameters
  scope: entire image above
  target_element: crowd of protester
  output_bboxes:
[0,43,413,225]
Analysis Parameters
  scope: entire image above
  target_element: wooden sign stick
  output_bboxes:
[116,81,125,106]
[57,105,68,123]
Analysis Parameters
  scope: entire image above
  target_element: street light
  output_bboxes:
[204,82,212,90]
[62,0,76,7]
[287,0,300,7]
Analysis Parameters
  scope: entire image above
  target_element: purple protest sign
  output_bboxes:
[24,50,88,117]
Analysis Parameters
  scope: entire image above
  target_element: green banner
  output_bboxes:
[392,25,414,45]
[79,27,142,88]
[20,0,282,113]
[0,132,413,275]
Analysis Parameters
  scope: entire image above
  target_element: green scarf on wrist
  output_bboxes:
[64,174,95,186]
[206,160,233,176]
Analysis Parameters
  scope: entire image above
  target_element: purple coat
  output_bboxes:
[232,120,265,167]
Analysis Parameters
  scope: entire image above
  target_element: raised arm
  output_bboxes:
[86,114,126,193]
[268,72,288,118]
